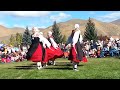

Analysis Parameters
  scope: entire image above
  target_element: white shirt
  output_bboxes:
[107,42,112,47]
[72,30,83,46]
[49,37,58,49]
[11,57,15,61]
[21,51,26,55]
[11,48,15,53]
[7,47,12,54]
[32,32,40,38]
[85,44,90,50]
[39,35,51,48]
[32,32,51,48]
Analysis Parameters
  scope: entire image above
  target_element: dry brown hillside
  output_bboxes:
[0,25,12,37]
[111,19,120,26]
[42,18,120,38]
[0,26,25,38]
[0,26,25,42]
[0,18,120,42]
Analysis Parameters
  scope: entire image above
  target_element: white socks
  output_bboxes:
[73,62,77,69]
[45,63,48,67]
[74,64,77,69]
[73,62,79,71]
[53,61,56,65]
[37,62,42,69]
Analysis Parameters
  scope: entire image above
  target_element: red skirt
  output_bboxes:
[68,46,88,63]
[46,46,56,61]
[50,47,63,59]
[68,47,80,63]
[30,44,43,62]
[55,48,64,58]
[81,56,88,62]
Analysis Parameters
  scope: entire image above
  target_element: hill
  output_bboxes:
[111,19,120,26]
[1,18,120,42]
[42,18,120,38]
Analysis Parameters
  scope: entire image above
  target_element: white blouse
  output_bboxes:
[32,32,39,38]
[49,37,58,49]
[39,35,51,48]
[72,30,83,46]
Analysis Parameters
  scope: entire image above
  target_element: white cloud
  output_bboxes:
[28,24,46,30]
[0,11,52,17]
[0,22,9,27]
[38,26,46,28]
[96,11,120,22]
[13,24,25,28]
[50,12,71,22]
[89,11,96,15]
[40,17,51,24]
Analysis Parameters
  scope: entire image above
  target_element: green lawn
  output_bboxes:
[0,57,120,79]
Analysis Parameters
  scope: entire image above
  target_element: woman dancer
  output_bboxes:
[47,31,64,65]
[38,31,57,66]
[68,24,88,71]
[26,27,43,70]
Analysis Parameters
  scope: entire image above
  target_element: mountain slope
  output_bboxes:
[0,26,25,38]
[0,18,120,42]
[42,18,120,37]
[111,19,120,25]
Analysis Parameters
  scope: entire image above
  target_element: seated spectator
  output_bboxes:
[96,47,101,58]
[109,46,119,57]
[6,54,11,63]
[89,49,97,58]
[1,53,6,63]
[10,53,15,62]
[64,50,70,58]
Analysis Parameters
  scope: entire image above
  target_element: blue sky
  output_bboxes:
[0,11,120,29]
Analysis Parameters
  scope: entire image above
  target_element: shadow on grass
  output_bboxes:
[8,65,36,70]
[44,64,84,70]
[8,66,72,70]
[30,63,37,65]
[7,62,84,70]
[44,67,72,70]
[54,64,84,66]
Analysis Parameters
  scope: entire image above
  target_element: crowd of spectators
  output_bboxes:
[0,37,120,63]
[0,44,27,63]
[63,37,120,58]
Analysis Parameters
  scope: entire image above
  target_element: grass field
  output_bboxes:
[0,57,120,79]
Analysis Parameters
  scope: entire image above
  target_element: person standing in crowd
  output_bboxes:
[26,27,43,70]
[68,24,87,71]
[84,41,90,57]
[47,31,64,65]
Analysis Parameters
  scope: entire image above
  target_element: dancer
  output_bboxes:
[47,31,64,65]
[67,24,87,71]
[26,27,43,70]
[65,29,75,63]
[38,31,57,66]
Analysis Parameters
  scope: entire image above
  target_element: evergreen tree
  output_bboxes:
[9,34,16,46]
[84,17,98,42]
[22,26,32,48]
[52,21,63,44]
[62,35,67,43]
[16,33,23,46]
[1,40,7,45]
